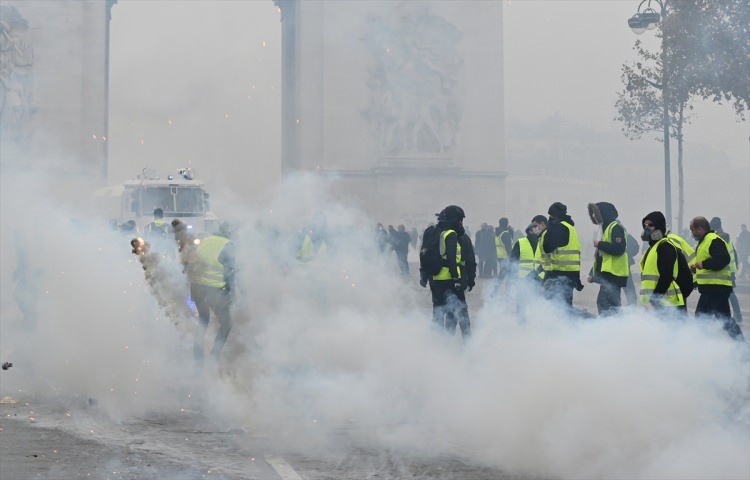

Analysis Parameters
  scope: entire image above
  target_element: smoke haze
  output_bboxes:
[1,1,749,479]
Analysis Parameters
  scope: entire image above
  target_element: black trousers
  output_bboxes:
[696,290,744,340]
[429,280,471,338]
[191,283,232,358]
[597,279,623,316]
[543,276,575,306]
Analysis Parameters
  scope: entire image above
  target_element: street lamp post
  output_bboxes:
[628,0,672,228]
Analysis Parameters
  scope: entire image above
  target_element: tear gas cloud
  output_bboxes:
[1,168,749,479]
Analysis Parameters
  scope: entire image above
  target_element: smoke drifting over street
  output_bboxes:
[2,169,748,479]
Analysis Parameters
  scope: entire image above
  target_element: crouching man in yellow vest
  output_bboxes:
[186,223,235,359]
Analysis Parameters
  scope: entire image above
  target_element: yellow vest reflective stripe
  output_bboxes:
[495,231,509,259]
[691,232,732,286]
[146,219,170,236]
[546,221,581,272]
[639,238,684,306]
[600,221,629,277]
[667,233,695,263]
[538,230,551,274]
[434,229,462,280]
[298,234,327,262]
[517,237,537,278]
[194,235,230,287]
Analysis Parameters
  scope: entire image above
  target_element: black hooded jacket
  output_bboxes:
[437,218,466,280]
[592,202,628,286]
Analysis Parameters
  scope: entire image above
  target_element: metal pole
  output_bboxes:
[661,15,672,229]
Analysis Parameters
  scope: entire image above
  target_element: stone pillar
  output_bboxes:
[0,0,115,180]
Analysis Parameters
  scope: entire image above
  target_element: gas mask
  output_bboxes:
[641,227,664,242]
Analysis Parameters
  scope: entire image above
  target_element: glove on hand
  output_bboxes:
[467,280,475,292]
[419,276,428,288]
[452,278,462,290]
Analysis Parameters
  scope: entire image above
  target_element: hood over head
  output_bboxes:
[642,211,667,235]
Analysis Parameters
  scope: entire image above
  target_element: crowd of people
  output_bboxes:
[123,202,747,363]
[416,202,747,343]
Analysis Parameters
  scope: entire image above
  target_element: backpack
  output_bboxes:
[419,225,444,276]
[673,243,694,299]
[626,232,640,259]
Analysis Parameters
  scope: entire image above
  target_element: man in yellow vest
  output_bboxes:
[541,202,583,307]
[638,211,686,312]
[144,208,171,239]
[689,216,743,340]
[587,202,629,316]
[186,223,234,359]
[430,205,473,338]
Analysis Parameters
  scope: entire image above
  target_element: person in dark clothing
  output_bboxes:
[420,205,474,339]
[541,202,583,307]
[639,211,687,312]
[495,217,514,286]
[709,217,743,325]
[587,202,628,316]
[393,224,411,276]
[690,216,744,340]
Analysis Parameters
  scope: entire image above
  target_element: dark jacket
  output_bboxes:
[592,202,627,287]
[460,233,477,288]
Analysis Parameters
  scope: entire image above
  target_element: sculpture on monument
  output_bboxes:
[0,3,34,144]
[362,6,462,157]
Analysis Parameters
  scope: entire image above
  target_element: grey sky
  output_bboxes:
[108,0,749,228]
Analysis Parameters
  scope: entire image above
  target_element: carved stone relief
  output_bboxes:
[361,6,462,157]
[0,3,33,144]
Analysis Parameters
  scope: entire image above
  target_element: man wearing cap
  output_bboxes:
[428,205,474,338]
[540,202,583,307]
[639,211,686,312]
[689,216,744,340]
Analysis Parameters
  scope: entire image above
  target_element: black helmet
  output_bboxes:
[439,205,465,221]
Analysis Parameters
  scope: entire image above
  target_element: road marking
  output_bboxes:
[264,454,303,480]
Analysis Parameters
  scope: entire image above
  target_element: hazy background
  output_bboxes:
[108,0,749,234]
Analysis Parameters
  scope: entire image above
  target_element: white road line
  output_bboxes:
[264,454,303,480]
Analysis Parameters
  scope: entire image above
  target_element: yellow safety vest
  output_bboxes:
[298,234,327,262]
[538,230,551,275]
[193,235,230,288]
[542,221,581,272]
[495,231,509,259]
[517,237,538,278]
[667,233,695,263]
[691,232,732,287]
[145,219,171,237]
[434,229,462,280]
[600,221,630,278]
[639,238,684,307]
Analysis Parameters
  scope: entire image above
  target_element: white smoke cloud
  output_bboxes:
[1,170,748,479]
